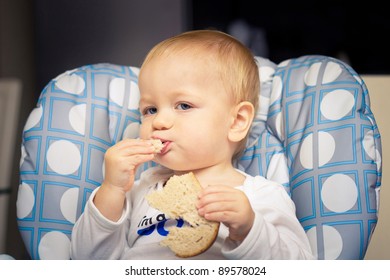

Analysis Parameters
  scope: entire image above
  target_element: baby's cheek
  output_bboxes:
[139,124,151,139]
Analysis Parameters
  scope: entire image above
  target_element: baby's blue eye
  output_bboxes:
[143,107,157,115]
[176,103,192,110]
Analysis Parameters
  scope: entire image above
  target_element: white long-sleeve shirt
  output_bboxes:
[70,167,314,260]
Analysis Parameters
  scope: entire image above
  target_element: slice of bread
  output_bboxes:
[150,139,164,153]
[146,172,220,258]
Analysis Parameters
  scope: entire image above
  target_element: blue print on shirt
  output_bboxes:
[137,214,184,236]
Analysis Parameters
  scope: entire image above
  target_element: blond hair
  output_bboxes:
[140,30,260,158]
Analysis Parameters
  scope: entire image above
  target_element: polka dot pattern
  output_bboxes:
[109,78,125,106]
[16,183,35,219]
[246,55,381,259]
[122,122,140,139]
[19,64,145,259]
[320,90,355,120]
[19,144,27,167]
[24,105,43,131]
[321,174,358,213]
[363,130,381,164]
[257,95,270,121]
[304,62,321,86]
[69,104,86,135]
[322,62,342,84]
[60,188,79,224]
[128,81,140,110]
[274,112,284,141]
[299,131,336,169]
[266,153,289,185]
[322,225,343,260]
[306,227,318,259]
[55,73,85,95]
[38,231,70,260]
[306,225,343,260]
[259,66,275,82]
[46,140,81,175]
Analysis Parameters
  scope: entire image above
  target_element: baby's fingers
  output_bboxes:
[128,153,155,168]
[198,201,233,221]
[114,139,156,155]
[197,191,237,222]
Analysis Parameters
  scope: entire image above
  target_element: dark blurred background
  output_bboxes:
[1,0,389,259]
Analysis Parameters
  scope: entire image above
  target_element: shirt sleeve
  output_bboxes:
[70,187,131,260]
[221,176,315,260]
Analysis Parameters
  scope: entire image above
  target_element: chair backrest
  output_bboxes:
[18,55,382,259]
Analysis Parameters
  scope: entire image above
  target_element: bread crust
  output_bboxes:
[146,172,220,258]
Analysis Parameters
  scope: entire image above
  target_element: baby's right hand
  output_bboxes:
[102,139,156,194]
[94,139,155,221]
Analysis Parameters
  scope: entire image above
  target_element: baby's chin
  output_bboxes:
[152,160,198,173]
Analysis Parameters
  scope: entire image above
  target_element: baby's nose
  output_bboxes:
[152,109,174,130]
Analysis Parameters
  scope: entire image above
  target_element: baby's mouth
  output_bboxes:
[159,141,171,155]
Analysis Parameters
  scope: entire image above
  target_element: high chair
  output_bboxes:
[18,55,382,259]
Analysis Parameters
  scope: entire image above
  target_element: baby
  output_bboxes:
[70,30,314,259]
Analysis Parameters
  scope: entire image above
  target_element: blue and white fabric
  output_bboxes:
[18,56,382,259]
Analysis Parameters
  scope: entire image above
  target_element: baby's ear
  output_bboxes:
[228,101,255,143]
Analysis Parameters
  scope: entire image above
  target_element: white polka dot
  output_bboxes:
[24,105,43,131]
[257,95,270,121]
[16,183,35,219]
[109,77,125,106]
[122,122,140,139]
[60,188,79,224]
[322,61,342,84]
[266,153,289,185]
[320,90,355,120]
[323,225,343,260]
[128,81,140,110]
[300,133,314,169]
[55,73,85,95]
[306,227,318,259]
[259,66,275,82]
[300,131,335,169]
[47,140,81,175]
[19,144,27,167]
[274,111,284,141]
[375,149,382,172]
[375,187,380,211]
[270,76,283,105]
[38,231,70,260]
[319,131,336,167]
[304,62,321,86]
[306,225,343,260]
[363,131,382,172]
[363,130,377,160]
[278,59,291,67]
[321,174,358,213]
[68,103,86,135]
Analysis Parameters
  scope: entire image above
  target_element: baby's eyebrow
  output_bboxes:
[139,96,153,106]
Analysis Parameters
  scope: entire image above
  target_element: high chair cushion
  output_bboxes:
[18,56,381,259]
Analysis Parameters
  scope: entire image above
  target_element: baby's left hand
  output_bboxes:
[196,185,255,241]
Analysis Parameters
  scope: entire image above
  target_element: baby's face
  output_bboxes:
[138,53,236,172]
